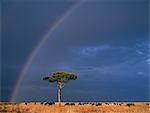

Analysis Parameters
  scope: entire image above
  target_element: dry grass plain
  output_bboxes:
[0,102,149,113]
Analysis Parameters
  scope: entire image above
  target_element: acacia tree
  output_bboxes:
[42,71,77,105]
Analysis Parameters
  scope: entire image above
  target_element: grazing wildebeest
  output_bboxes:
[126,103,135,107]
[78,103,84,105]
[146,103,149,106]
[70,103,75,106]
[105,103,109,105]
[91,103,95,105]
[49,102,55,105]
[65,103,70,105]
[65,103,75,106]
[44,102,48,105]
[96,103,102,106]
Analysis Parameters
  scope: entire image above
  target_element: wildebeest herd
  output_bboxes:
[23,102,137,107]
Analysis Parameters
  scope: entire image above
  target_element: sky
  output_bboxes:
[1,0,149,102]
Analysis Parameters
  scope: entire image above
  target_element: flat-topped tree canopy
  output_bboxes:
[42,72,77,83]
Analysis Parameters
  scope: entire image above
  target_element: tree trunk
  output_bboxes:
[58,87,61,106]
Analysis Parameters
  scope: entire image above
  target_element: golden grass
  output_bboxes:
[0,102,149,113]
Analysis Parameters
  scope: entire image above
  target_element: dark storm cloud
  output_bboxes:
[14,0,149,102]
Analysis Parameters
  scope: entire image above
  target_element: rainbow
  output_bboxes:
[10,0,85,101]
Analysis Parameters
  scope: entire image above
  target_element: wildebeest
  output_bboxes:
[105,103,109,105]
[96,103,102,106]
[49,102,55,105]
[91,103,95,106]
[146,103,149,106]
[44,102,48,105]
[65,103,75,106]
[70,103,75,106]
[65,103,70,105]
[78,103,84,105]
[126,103,135,107]
[44,102,55,106]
